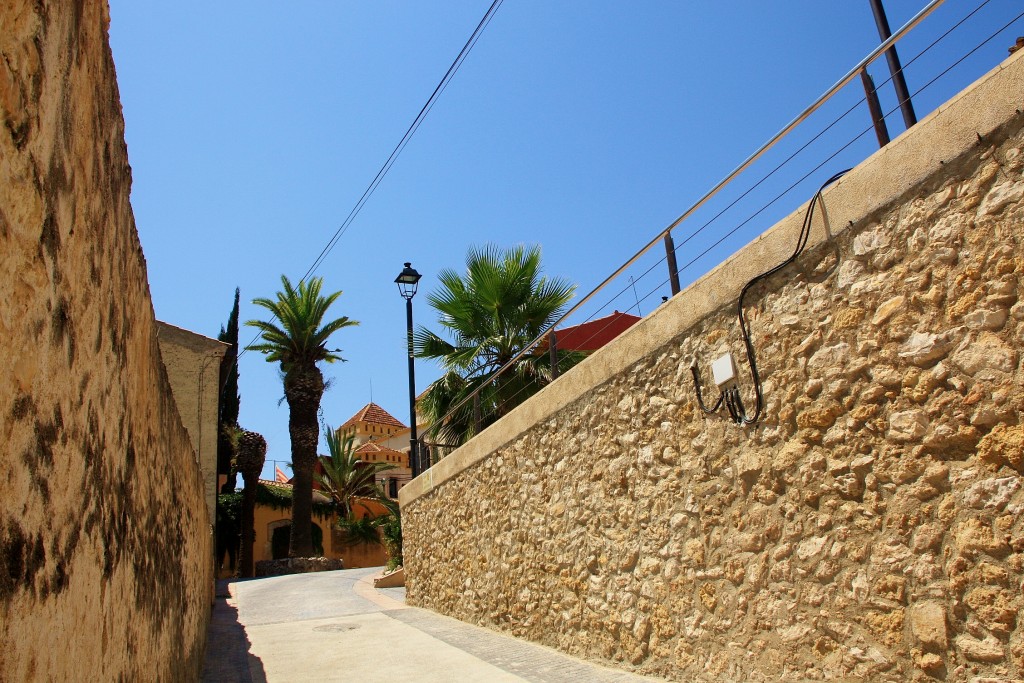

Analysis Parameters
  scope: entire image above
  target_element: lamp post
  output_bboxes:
[395,262,422,478]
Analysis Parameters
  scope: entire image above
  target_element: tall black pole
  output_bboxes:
[664,232,681,296]
[868,0,917,129]
[860,68,891,148]
[406,296,419,478]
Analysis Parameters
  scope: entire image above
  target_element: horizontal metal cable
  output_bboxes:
[422,0,947,439]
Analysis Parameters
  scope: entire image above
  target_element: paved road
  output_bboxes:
[202,567,664,683]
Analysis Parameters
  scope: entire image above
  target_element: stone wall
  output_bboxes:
[401,53,1024,681]
[1,2,212,680]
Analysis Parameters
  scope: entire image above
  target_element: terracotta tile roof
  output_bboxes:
[544,311,641,352]
[341,402,407,430]
[354,441,406,458]
[258,478,332,504]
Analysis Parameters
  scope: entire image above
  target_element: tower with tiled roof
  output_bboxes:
[339,402,407,446]
[336,402,414,499]
[354,441,408,469]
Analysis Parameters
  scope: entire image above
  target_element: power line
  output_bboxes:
[237,0,504,364]
[301,0,504,282]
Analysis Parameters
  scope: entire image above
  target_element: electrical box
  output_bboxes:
[711,352,737,388]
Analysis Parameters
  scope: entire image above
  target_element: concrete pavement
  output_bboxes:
[202,567,664,683]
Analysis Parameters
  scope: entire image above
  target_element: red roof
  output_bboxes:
[341,402,407,430]
[547,311,641,352]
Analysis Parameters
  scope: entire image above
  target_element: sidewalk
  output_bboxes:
[201,567,663,683]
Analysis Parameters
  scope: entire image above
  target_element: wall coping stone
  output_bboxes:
[156,320,232,355]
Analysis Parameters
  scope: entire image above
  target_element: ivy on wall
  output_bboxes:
[217,483,336,523]
[217,483,402,565]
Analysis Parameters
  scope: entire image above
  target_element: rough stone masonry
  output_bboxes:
[1,2,211,680]
[402,50,1024,681]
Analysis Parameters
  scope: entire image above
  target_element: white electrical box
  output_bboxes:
[711,352,737,388]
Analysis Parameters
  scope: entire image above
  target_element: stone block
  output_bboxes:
[957,634,1005,663]
[255,557,345,577]
[962,477,1021,512]
[909,601,947,649]
[899,331,953,366]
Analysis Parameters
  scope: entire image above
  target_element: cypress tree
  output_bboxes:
[217,288,241,492]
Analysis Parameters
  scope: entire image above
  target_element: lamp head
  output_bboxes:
[395,262,422,300]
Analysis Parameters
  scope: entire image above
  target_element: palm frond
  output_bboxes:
[245,275,358,370]
[413,244,580,445]
[315,425,396,517]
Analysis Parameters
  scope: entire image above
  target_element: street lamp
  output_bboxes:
[395,262,422,478]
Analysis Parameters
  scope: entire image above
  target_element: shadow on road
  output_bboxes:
[202,581,267,683]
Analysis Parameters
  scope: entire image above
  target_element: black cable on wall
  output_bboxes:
[692,168,850,425]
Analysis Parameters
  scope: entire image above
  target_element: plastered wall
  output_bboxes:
[157,321,229,526]
[402,52,1024,682]
[1,2,212,680]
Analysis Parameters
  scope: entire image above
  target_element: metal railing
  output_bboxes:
[414,0,1023,468]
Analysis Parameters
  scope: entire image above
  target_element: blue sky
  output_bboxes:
[106,1,1022,480]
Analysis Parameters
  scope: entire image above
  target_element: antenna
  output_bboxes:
[629,277,642,316]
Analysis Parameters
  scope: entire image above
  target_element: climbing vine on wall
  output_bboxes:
[217,483,335,522]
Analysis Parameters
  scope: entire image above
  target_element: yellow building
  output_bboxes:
[219,480,390,578]
[219,402,416,577]
[377,394,456,473]
[341,401,408,445]
[249,481,389,571]
[354,441,411,498]
[155,321,229,527]
[341,402,412,497]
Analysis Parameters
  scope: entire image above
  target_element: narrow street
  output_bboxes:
[201,567,662,683]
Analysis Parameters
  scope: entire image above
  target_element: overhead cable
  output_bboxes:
[237,0,504,364]
[301,0,504,282]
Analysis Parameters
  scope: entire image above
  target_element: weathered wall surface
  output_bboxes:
[1,3,212,680]
[402,53,1024,681]
[157,321,229,525]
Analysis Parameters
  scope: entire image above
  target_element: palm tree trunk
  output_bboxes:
[285,365,325,558]
[289,457,315,556]
[238,471,257,577]
[236,430,266,577]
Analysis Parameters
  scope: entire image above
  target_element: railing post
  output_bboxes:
[473,393,482,434]
[549,330,559,379]
[419,439,430,469]
[664,232,681,296]
[860,68,891,148]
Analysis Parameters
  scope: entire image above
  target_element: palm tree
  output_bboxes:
[315,427,396,518]
[414,244,580,445]
[373,495,404,570]
[236,429,266,578]
[246,275,358,558]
